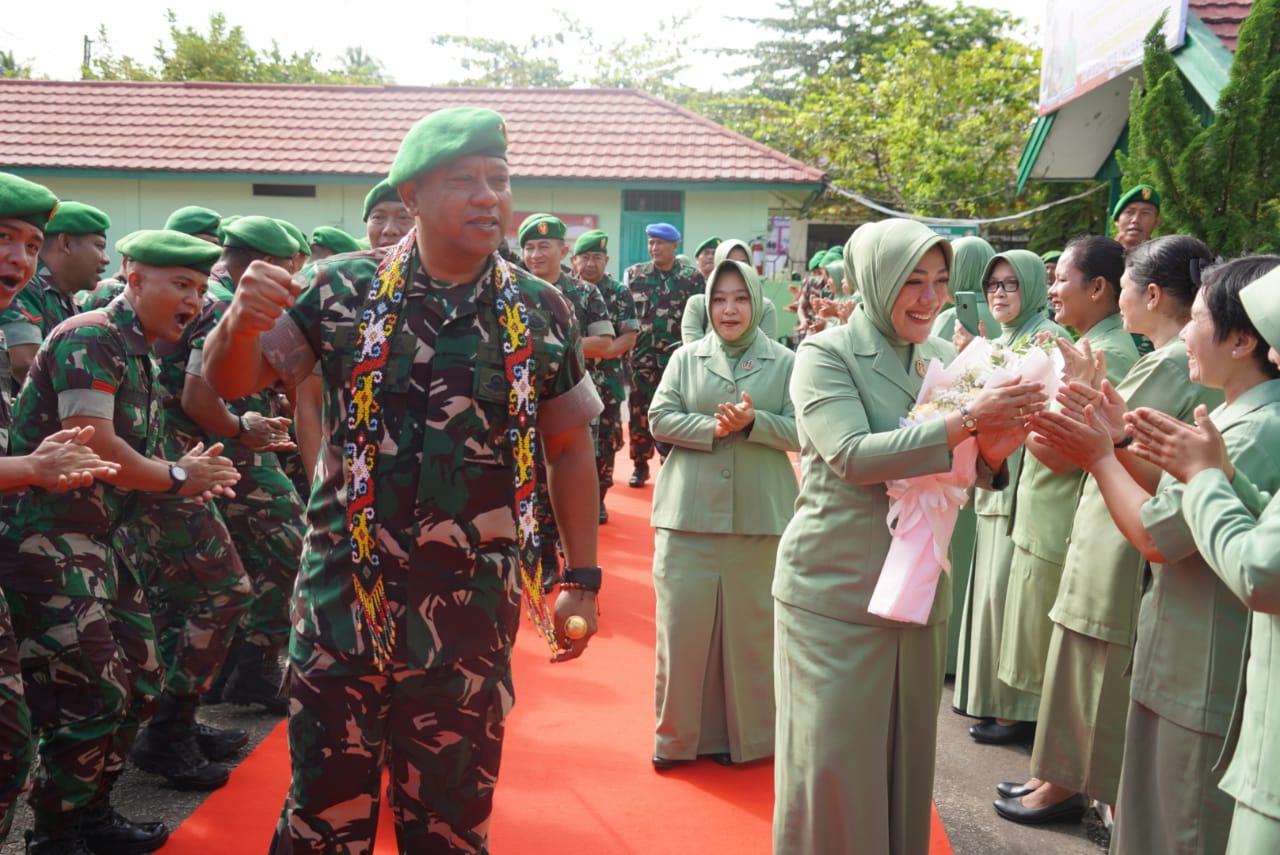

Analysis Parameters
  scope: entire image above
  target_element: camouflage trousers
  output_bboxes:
[126,497,252,696]
[0,585,32,842]
[628,360,662,463]
[270,639,514,855]
[7,542,162,815]
[222,463,305,651]
[595,391,624,493]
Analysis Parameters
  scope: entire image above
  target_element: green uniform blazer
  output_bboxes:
[649,331,798,535]
[1181,391,1280,819]
[1052,340,1222,646]
[1009,312,1139,563]
[774,311,965,628]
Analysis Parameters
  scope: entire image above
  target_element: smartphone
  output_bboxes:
[955,290,981,336]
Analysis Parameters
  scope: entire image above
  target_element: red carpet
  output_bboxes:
[164,468,954,854]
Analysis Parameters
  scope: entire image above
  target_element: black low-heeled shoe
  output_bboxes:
[651,755,690,771]
[993,792,1087,825]
[705,752,734,766]
[969,720,1036,745]
[996,781,1037,799]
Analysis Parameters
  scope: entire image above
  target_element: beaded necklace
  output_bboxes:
[344,230,557,670]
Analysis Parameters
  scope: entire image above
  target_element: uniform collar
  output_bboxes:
[104,293,153,356]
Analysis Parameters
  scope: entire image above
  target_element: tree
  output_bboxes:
[1,48,34,79]
[82,12,391,85]
[723,0,1021,103]
[1120,1,1280,254]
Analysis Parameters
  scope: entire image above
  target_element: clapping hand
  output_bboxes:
[240,411,297,453]
[176,442,241,502]
[1057,380,1128,445]
[30,426,121,492]
[1056,337,1107,390]
[1029,404,1114,471]
[1125,405,1230,483]
[713,392,755,438]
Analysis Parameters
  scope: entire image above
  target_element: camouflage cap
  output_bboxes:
[164,205,222,237]
[387,107,509,187]
[275,219,311,255]
[694,236,721,256]
[1240,265,1280,353]
[517,213,566,246]
[1112,184,1161,220]
[44,200,111,236]
[573,229,609,256]
[0,172,59,229]
[222,215,298,259]
[362,178,402,221]
[309,226,362,255]
[115,229,223,276]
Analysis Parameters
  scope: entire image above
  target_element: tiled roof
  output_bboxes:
[1189,0,1253,51]
[0,81,825,186]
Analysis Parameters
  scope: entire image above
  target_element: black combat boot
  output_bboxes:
[24,809,92,855]
[193,719,249,761]
[222,642,289,715]
[130,692,231,791]
[628,460,649,488]
[80,804,169,855]
[599,487,609,524]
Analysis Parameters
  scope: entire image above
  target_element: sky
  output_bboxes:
[3,0,1047,89]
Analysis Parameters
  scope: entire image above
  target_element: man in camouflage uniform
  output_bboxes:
[1,229,239,854]
[363,178,414,250]
[572,229,638,523]
[519,213,614,583]
[203,107,604,855]
[181,216,304,716]
[0,174,121,847]
[163,206,222,244]
[623,222,704,487]
[0,201,111,387]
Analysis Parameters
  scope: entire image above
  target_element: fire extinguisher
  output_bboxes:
[751,238,765,274]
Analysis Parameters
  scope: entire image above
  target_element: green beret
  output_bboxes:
[0,173,59,229]
[362,179,401,221]
[387,107,508,187]
[310,226,362,255]
[275,219,310,255]
[819,249,841,267]
[1240,266,1280,352]
[1040,250,1063,263]
[808,250,825,270]
[217,214,242,245]
[695,236,722,256]
[573,229,609,256]
[45,201,111,236]
[1112,184,1161,220]
[517,213,566,246]
[827,245,844,258]
[222,215,298,259]
[164,205,221,237]
[115,229,222,276]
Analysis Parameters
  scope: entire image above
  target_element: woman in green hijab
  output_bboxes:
[772,219,1046,854]
[931,235,997,341]
[681,239,778,343]
[953,250,1068,734]
[649,259,799,768]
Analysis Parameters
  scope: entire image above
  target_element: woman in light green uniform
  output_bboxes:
[681,240,778,344]
[931,235,996,342]
[1000,240,1237,839]
[996,236,1140,820]
[648,259,799,767]
[954,251,1067,733]
[772,219,1047,854]
[1120,258,1280,854]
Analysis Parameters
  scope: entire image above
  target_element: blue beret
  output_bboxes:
[645,222,680,242]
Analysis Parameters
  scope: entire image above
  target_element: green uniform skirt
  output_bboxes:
[955,514,1040,721]
[774,601,945,855]
[1029,624,1130,805]
[653,529,777,763]
[1111,699,1232,855]
[999,544,1065,694]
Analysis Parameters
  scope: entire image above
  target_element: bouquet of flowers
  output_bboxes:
[868,336,1062,624]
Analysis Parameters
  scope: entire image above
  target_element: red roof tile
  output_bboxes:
[1189,0,1254,51]
[0,81,825,186]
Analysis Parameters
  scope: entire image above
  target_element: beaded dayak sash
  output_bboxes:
[344,230,558,670]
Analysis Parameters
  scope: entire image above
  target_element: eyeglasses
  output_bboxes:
[984,279,1020,294]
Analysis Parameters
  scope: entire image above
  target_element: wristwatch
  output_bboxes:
[959,406,979,437]
[167,463,189,494]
